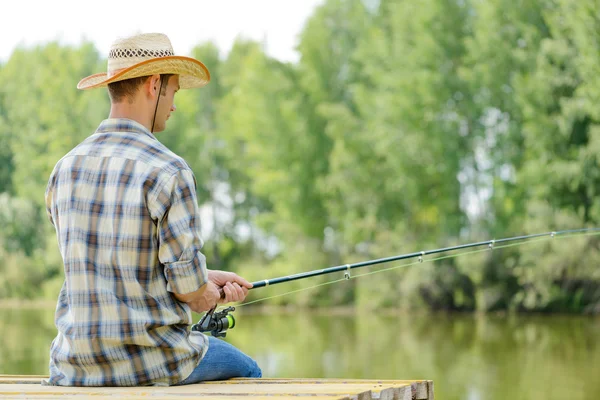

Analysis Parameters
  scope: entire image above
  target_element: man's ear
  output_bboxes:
[146,74,161,98]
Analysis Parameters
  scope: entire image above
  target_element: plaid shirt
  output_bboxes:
[45,119,209,386]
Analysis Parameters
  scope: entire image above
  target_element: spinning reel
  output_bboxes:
[191,306,236,338]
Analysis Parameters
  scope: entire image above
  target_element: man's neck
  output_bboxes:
[109,102,152,132]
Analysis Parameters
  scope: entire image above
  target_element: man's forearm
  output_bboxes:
[172,283,208,304]
[173,281,222,313]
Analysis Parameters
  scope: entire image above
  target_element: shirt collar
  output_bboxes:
[95,118,157,140]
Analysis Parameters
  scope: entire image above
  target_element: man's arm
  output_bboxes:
[152,169,211,302]
[172,281,221,313]
[173,271,252,313]
[151,169,252,311]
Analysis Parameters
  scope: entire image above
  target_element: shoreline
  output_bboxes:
[1,299,598,317]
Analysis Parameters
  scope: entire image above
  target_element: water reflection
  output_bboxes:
[1,306,598,400]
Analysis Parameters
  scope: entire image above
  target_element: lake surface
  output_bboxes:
[1,306,598,399]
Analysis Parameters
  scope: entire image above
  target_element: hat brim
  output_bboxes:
[77,56,210,90]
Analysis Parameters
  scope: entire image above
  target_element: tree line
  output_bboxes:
[0,0,598,313]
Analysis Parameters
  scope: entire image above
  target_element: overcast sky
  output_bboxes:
[0,0,324,63]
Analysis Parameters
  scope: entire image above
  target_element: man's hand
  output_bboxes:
[173,270,253,312]
[208,270,253,304]
[173,281,222,313]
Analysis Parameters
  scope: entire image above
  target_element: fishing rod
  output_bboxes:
[192,227,600,337]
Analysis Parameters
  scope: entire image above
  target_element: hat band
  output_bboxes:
[108,48,174,59]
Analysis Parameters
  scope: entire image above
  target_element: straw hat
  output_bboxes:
[77,33,210,90]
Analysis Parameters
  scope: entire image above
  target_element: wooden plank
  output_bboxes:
[220,378,431,399]
[0,394,356,400]
[230,379,430,399]
[0,382,399,393]
[0,383,412,399]
[174,379,429,400]
[0,376,47,384]
[218,378,429,384]
[0,376,433,400]
[427,381,435,400]
[0,395,352,400]
[0,376,430,384]
[378,385,411,400]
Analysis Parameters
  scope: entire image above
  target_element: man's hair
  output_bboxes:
[108,74,174,103]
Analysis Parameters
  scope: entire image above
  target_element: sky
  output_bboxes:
[0,0,325,63]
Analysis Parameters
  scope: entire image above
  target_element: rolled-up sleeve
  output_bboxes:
[153,169,208,294]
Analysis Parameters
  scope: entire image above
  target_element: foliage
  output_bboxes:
[0,0,599,313]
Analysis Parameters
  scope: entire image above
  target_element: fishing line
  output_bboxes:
[234,228,600,308]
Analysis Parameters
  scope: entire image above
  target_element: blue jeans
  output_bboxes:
[179,337,262,384]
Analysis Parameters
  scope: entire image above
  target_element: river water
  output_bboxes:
[1,306,598,399]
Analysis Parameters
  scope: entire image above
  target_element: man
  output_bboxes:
[44,33,261,386]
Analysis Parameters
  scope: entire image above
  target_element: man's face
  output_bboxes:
[153,75,180,133]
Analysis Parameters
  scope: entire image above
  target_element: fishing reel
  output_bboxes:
[191,306,236,338]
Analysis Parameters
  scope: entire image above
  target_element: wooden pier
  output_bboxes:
[0,375,434,399]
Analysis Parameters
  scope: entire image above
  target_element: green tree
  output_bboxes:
[512,0,600,312]
[314,0,475,309]
[0,63,15,194]
[0,42,107,297]
[456,0,553,311]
